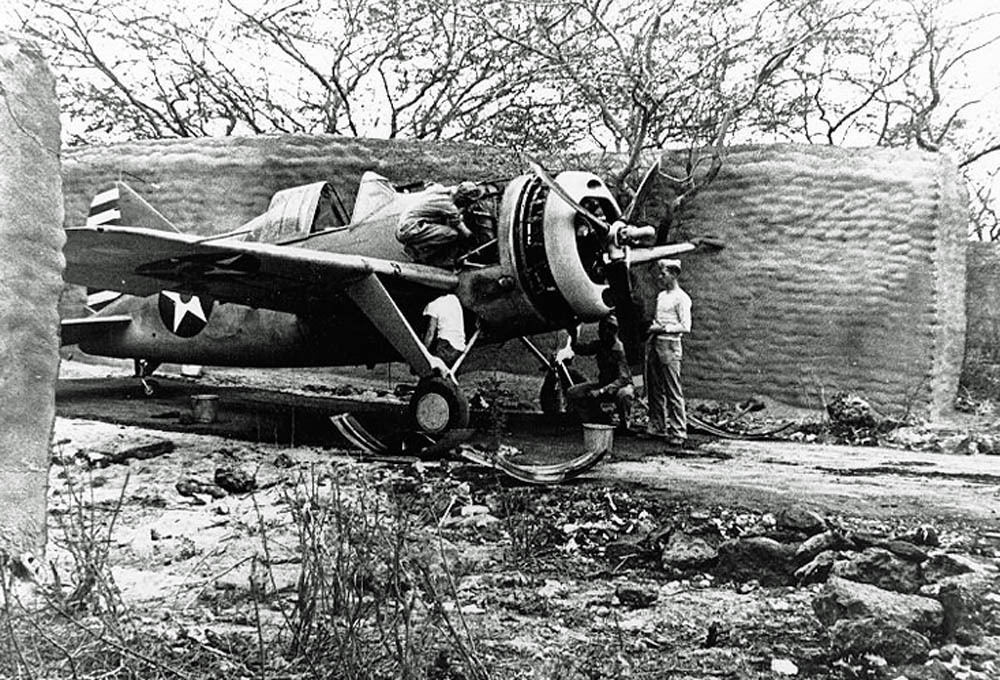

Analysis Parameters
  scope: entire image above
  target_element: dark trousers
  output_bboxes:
[431,339,462,368]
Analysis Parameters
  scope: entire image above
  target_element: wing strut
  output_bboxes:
[344,274,444,380]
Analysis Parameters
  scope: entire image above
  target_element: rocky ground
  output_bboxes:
[2,360,999,680]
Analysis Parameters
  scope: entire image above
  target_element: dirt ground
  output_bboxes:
[20,359,1000,679]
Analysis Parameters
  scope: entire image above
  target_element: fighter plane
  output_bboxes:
[61,158,716,438]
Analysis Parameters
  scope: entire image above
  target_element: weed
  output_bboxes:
[497,488,555,567]
[1,453,491,679]
[255,465,491,679]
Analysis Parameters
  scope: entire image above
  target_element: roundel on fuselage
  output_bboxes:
[157,290,214,338]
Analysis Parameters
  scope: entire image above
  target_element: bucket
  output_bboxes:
[191,394,219,423]
[582,423,615,454]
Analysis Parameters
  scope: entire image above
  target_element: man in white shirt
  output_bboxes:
[422,293,467,368]
[644,259,692,445]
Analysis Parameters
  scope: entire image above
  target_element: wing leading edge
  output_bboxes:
[64,226,459,315]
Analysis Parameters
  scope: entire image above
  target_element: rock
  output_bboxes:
[923,553,975,583]
[716,537,797,586]
[938,581,985,644]
[606,537,645,564]
[661,531,719,571]
[796,530,849,564]
[214,466,257,494]
[812,577,944,636]
[850,532,929,562]
[827,393,879,427]
[891,660,955,680]
[830,547,926,594]
[770,658,798,675]
[829,617,931,665]
[961,645,997,662]
[775,506,828,536]
[795,550,838,585]
[883,540,929,563]
[272,452,295,468]
[615,582,658,609]
[849,530,891,549]
[887,426,939,450]
[175,478,226,500]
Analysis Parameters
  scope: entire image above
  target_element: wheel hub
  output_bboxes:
[414,391,451,433]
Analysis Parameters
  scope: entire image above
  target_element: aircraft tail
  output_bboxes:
[87,181,180,233]
[83,181,178,310]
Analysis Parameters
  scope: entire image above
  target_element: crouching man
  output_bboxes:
[565,312,635,431]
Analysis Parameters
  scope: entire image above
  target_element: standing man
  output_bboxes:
[566,312,635,431]
[644,259,691,445]
[422,292,467,369]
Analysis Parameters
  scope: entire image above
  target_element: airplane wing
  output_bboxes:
[63,226,459,315]
[60,315,133,346]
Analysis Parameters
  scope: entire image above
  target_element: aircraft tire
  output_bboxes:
[409,376,470,435]
[539,368,587,414]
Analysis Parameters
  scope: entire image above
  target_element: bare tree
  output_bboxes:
[15,0,547,143]
[756,0,1000,238]
[13,0,999,237]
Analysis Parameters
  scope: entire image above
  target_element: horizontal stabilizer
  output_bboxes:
[60,315,132,346]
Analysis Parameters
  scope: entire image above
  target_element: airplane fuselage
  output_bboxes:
[73,172,620,369]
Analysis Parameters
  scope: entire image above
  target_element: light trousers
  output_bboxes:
[645,335,686,438]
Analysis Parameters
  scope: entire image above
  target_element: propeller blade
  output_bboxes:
[627,242,697,265]
[691,235,726,250]
[621,160,661,225]
[522,153,613,233]
[627,235,726,265]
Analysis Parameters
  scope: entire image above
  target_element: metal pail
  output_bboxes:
[582,423,615,454]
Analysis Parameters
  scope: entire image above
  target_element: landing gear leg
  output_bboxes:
[343,274,471,439]
[519,335,584,414]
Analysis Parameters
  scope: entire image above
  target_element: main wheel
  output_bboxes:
[408,376,470,435]
[539,367,587,414]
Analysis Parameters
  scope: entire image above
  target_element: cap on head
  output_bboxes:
[658,259,681,275]
[452,181,483,208]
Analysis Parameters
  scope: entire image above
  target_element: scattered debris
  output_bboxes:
[176,477,226,500]
[213,466,257,494]
[614,582,658,609]
[88,438,176,466]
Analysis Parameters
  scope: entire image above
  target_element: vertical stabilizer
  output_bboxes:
[87,181,180,232]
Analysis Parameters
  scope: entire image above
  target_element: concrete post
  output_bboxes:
[0,33,63,561]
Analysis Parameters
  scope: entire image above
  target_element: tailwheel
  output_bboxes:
[408,376,470,436]
[133,359,160,397]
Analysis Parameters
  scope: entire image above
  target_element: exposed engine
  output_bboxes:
[503,171,619,325]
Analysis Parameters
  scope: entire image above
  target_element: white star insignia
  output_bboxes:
[162,291,208,332]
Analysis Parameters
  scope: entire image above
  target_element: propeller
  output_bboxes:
[523,154,723,364]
